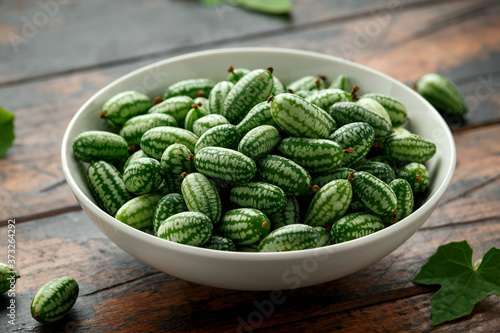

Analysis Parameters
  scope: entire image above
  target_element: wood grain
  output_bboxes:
[1,208,498,332]
[1,0,499,223]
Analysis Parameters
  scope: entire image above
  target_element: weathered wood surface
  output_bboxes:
[1,0,500,223]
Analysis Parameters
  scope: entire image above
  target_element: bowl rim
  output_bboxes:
[61,46,456,261]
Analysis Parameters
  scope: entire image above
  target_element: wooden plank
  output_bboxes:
[1,0,499,223]
[1,209,498,331]
[0,0,435,85]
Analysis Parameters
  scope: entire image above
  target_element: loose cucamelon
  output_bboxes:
[382,134,436,163]
[0,263,18,294]
[258,224,320,252]
[123,157,164,195]
[163,78,216,99]
[270,93,331,139]
[73,131,130,163]
[362,93,407,127]
[220,208,271,245]
[330,102,393,140]
[272,76,287,96]
[140,126,199,160]
[349,171,397,217]
[222,68,274,124]
[238,125,281,159]
[115,193,163,232]
[31,276,79,324]
[123,149,148,172]
[229,181,287,215]
[287,75,325,91]
[270,196,300,230]
[161,143,194,177]
[357,98,392,125]
[416,73,468,116]
[314,226,331,247]
[148,96,194,127]
[312,167,355,188]
[227,66,250,84]
[87,161,133,216]
[119,113,178,147]
[398,162,430,193]
[277,137,344,173]
[203,235,236,251]
[193,97,210,112]
[157,212,213,246]
[305,88,351,111]
[194,124,241,154]
[330,212,385,243]
[355,161,396,184]
[329,122,375,167]
[329,74,351,92]
[195,147,257,183]
[235,101,276,137]
[193,114,230,136]
[181,173,222,224]
[184,104,209,132]
[101,91,152,128]
[208,81,234,115]
[387,179,414,224]
[304,179,353,227]
[257,155,313,196]
[153,193,188,235]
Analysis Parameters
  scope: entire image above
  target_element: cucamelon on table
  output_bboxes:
[71,63,439,254]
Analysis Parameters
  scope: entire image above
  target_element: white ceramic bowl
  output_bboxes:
[61,48,455,291]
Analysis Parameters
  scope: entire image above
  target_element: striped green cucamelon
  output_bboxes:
[330,102,393,140]
[270,196,300,230]
[220,208,271,245]
[314,226,331,247]
[115,193,163,232]
[238,125,281,159]
[87,161,133,216]
[305,88,351,111]
[357,98,392,125]
[287,75,325,91]
[73,131,130,163]
[163,78,216,99]
[362,93,407,127]
[382,134,436,163]
[148,96,194,127]
[0,263,18,294]
[161,143,194,177]
[272,76,287,96]
[329,74,351,92]
[270,93,331,139]
[416,73,468,116]
[181,173,222,224]
[184,104,209,132]
[257,155,312,196]
[31,276,79,323]
[208,81,234,115]
[194,147,256,183]
[203,235,236,251]
[277,138,344,173]
[157,212,213,246]
[153,193,187,235]
[119,113,178,147]
[258,224,320,252]
[304,179,352,227]
[194,124,241,154]
[229,181,287,215]
[123,157,164,195]
[101,91,151,128]
[140,126,199,160]
[386,179,414,224]
[312,167,355,188]
[235,101,276,137]
[349,171,397,217]
[330,212,385,244]
[227,66,250,84]
[355,161,396,184]
[123,149,148,172]
[398,162,430,193]
[222,68,274,124]
[193,114,230,136]
[193,97,210,112]
[329,122,375,167]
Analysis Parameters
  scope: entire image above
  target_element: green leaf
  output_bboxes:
[0,107,15,158]
[413,241,500,326]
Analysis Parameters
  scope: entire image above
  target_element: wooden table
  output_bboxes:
[1,0,500,331]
